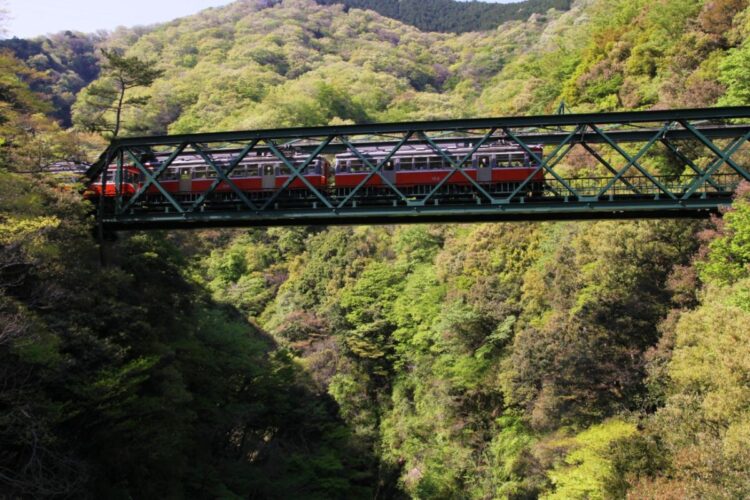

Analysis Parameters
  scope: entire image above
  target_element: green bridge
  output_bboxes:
[87,106,750,231]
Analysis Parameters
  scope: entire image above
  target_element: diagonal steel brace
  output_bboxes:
[417,129,497,205]
[680,120,750,182]
[592,123,676,199]
[121,144,187,214]
[660,139,722,192]
[125,148,185,213]
[581,142,643,195]
[502,125,582,201]
[337,132,413,208]
[681,131,750,199]
[262,139,334,210]
[191,141,260,211]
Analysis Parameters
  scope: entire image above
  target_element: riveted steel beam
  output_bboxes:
[101,197,731,231]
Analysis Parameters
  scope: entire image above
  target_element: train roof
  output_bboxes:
[333,143,542,159]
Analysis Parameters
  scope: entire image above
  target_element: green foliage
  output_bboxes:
[73,48,164,137]
[315,0,572,33]
[505,220,698,430]
[0,31,102,125]
[698,193,750,284]
[0,55,375,498]
[545,420,637,499]
[644,276,750,497]
[339,260,405,376]
[69,0,568,133]
[604,433,670,498]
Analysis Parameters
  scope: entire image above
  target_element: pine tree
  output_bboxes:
[74,49,163,137]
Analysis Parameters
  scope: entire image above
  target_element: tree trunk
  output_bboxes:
[113,81,125,138]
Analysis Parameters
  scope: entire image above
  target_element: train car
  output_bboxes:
[87,151,330,203]
[139,152,329,202]
[333,143,545,198]
[85,165,141,199]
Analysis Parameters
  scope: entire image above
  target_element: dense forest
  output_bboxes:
[0,32,102,126]
[1,0,750,497]
[313,0,572,33]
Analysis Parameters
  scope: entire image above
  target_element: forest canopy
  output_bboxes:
[313,0,572,33]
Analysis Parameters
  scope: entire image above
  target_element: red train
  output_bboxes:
[334,144,544,197]
[86,144,545,203]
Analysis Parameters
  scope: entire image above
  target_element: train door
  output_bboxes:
[477,155,491,182]
[262,164,275,190]
[382,159,396,184]
[178,168,192,192]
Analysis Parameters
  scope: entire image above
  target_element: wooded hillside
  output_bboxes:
[1,0,750,497]
[313,0,572,33]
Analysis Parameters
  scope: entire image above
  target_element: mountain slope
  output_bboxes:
[71,0,578,135]
[314,0,573,33]
[70,0,750,138]
[0,31,102,125]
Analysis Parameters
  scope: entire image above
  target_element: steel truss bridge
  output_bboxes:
[87,107,750,231]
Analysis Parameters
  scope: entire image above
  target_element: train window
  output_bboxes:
[399,157,412,170]
[262,164,274,176]
[350,160,364,172]
[194,168,207,179]
[384,160,394,171]
[502,155,511,167]
[478,156,489,168]
[428,157,443,169]
[414,157,428,170]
